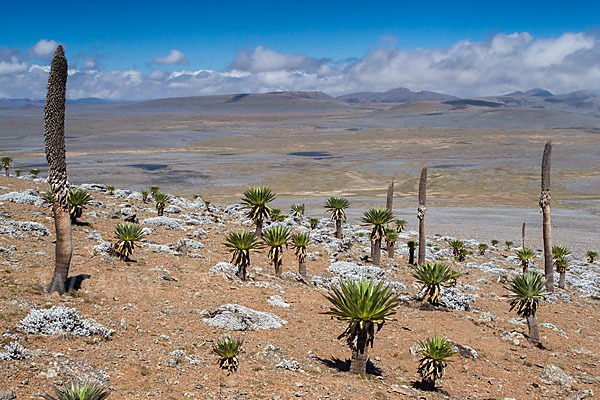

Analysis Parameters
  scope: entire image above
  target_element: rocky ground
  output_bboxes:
[0,175,599,399]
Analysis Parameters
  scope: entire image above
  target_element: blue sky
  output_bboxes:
[1,1,600,99]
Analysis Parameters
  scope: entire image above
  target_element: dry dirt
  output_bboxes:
[0,176,599,399]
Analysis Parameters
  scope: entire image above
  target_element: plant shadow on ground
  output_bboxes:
[411,380,450,395]
[314,355,383,376]
[65,274,91,291]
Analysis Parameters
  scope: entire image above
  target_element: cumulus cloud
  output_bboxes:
[230,45,328,72]
[82,57,98,69]
[30,39,60,59]
[2,31,600,100]
[153,49,188,65]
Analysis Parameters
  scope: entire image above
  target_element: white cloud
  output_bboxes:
[230,45,327,72]
[2,31,600,100]
[31,39,60,59]
[153,49,188,65]
[83,57,98,69]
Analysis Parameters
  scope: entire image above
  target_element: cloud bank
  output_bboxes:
[1,32,600,100]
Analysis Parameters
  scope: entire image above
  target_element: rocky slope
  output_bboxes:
[0,175,598,399]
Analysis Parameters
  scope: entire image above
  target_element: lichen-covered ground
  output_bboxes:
[1,176,599,399]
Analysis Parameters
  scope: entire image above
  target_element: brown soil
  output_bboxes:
[0,176,598,399]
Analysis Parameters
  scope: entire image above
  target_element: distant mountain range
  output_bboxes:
[2,88,599,117]
[336,87,459,103]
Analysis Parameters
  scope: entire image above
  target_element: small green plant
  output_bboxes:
[309,217,319,229]
[417,335,456,390]
[588,251,597,263]
[516,247,535,273]
[395,219,407,233]
[42,380,111,400]
[491,239,499,247]
[506,271,547,346]
[455,247,468,262]
[42,190,54,206]
[141,190,149,203]
[149,185,159,195]
[105,185,114,195]
[505,240,513,250]
[1,156,12,177]
[113,223,144,261]
[153,192,170,216]
[478,243,488,255]
[262,226,290,277]
[290,203,305,217]
[324,196,350,239]
[30,168,40,176]
[241,186,276,236]
[449,239,464,257]
[212,337,243,375]
[412,262,461,305]
[292,232,310,280]
[14,169,21,177]
[384,228,397,258]
[224,231,261,280]
[363,208,395,266]
[68,189,91,223]
[323,278,399,375]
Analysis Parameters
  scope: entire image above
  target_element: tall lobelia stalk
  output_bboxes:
[540,142,554,292]
[386,178,394,213]
[417,167,427,266]
[522,222,526,249]
[44,46,73,295]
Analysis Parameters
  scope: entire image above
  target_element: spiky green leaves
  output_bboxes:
[384,228,397,243]
[478,243,488,255]
[1,156,12,176]
[262,226,290,267]
[506,271,547,319]
[212,337,243,375]
[290,203,305,217]
[42,380,110,400]
[224,231,261,280]
[516,247,535,271]
[105,186,114,195]
[449,239,464,257]
[43,190,54,207]
[362,208,394,242]
[149,185,159,194]
[153,192,170,216]
[412,263,461,305]
[292,232,310,262]
[324,278,399,350]
[394,219,406,233]
[309,217,319,229]
[68,189,91,223]
[407,240,418,250]
[113,223,144,261]
[242,186,276,224]
[552,245,570,273]
[324,197,349,221]
[588,251,597,263]
[417,335,456,389]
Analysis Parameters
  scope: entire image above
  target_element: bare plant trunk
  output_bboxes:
[388,242,395,258]
[540,142,554,292]
[350,331,368,375]
[386,178,394,213]
[522,222,526,249]
[274,260,282,277]
[372,238,381,265]
[559,272,566,289]
[255,219,263,237]
[298,260,307,281]
[408,247,415,265]
[527,315,540,346]
[4,167,8,177]
[418,167,427,265]
[236,263,247,281]
[335,219,342,239]
[44,46,72,295]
